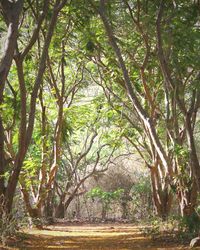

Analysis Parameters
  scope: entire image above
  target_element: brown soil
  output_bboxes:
[0,223,195,250]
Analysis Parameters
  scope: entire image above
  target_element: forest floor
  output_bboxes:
[0,222,196,250]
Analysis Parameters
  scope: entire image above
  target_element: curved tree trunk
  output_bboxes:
[4,0,67,214]
[0,0,23,199]
[98,1,173,180]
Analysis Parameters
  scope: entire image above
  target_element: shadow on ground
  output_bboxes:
[2,224,192,250]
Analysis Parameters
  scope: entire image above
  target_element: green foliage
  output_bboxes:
[143,213,200,242]
[61,117,73,143]
[132,178,151,195]
[131,174,153,220]
[174,144,189,160]
[87,187,124,212]
[1,0,200,232]
[142,218,161,239]
[22,157,40,189]
[88,187,124,200]
[178,213,200,236]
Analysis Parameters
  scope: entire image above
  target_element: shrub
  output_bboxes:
[0,195,20,245]
[178,213,200,236]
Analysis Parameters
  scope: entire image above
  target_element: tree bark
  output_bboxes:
[0,0,23,197]
[150,166,172,220]
[21,187,41,219]
[55,194,65,218]
[185,115,200,190]
[97,0,172,179]
[156,0,200,190]
[178,181,197,217]
[4,0,66,213]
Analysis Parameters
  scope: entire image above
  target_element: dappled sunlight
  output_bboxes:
[12,224,189,249]
[0,1,199,250]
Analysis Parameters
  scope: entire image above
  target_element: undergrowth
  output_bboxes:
[142,214,200,243]
[0,195,26,246]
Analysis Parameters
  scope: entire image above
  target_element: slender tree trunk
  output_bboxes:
[0,0,23,197]
[97,1,172,178]
[178,182,197,217]
[121,201,129,219]
[55,194,65,218]
[0,0,23,85]
[45,188,55,223]
[36,102,48,213]
[101,205,107,220]
[4,0,65,213]
[64,175,91,214]
[156,1,200,191]
[150,167,172,220]
[178,182,200,232]
[21,186,41,219]
[185,115,200,190]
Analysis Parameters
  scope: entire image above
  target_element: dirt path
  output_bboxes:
[1,223,192,249]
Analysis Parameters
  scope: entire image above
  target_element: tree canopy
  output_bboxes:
[0,0,200,235]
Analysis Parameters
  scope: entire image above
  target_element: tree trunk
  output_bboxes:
[101,205,107,220]
[21,187,41,218]
[0,0,23,197]
[178,182,197,217]
[44,189,55,223]
[75,196,81,219]
[55,194,65,218]
[150,167,172,220]
[121,201,129,219]
[4,0,65,214]
[98,1,172,179]
[156,1,200,191]
[179,184,200,233]
[185,115,200,190]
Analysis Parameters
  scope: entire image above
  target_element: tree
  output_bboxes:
[0,0,69,215]
[82,0,200,218]
[1,0,199,226]
[87,187,123,220]
[0,0,23,204]
[53,97,121,218]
